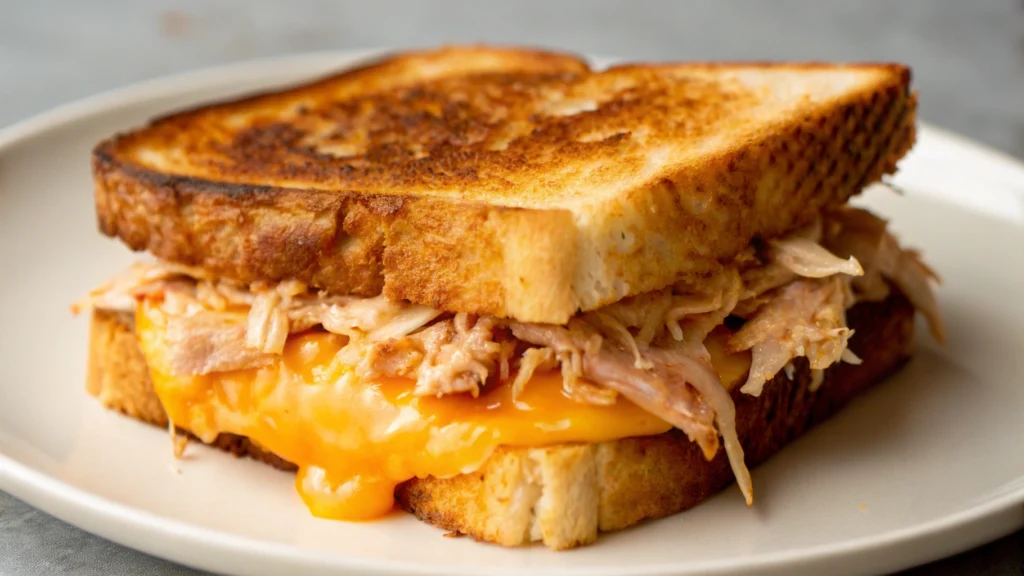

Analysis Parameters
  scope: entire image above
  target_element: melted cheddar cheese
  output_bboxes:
[135,300,751,521]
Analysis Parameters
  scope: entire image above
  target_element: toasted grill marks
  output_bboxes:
[93,46,916,322]
[135,70,755,195]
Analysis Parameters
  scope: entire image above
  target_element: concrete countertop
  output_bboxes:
[2,1,1022,574]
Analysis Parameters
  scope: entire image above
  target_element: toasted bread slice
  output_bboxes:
[86,293,914,549]
[93,46,916,323]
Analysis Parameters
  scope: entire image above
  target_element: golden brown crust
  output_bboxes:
[86,294,914,549]
[93,46,916,323]
[88,310,168,427]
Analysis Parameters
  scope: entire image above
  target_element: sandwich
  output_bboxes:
[73,45,943,550]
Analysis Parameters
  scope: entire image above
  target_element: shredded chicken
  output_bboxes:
[765,216,864,279]
[195,281,228,311]
[351,314,507,397]
[729,276,857,397]
[665,291,725,341]
[824,207,945,341]
[506,320,618,405]
[412,314,505,397]
[75,204,945,511]
[358,336,425,380]
[70,261,212,314]
[596,289,672,331]
[247,289,288,354]
[882,243,945,341]
[821,208,892,302]
[509,319,753,505]
[635,291,674,346]
[586,311,652,369]
[668,270,742,347]
[648,339,752,505]
[166,311,274,375]
[565,380,620,405]
[321,296,440,341]
[770,236,864,278]
[511,347,556,402]
[245,279,312,354]
[496,339,517,382]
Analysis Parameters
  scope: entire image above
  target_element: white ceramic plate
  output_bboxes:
[2,50,1023,576]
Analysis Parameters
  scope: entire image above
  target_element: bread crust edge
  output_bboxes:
[91,50,917,324]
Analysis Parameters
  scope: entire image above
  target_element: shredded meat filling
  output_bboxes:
[400,315,505,397]
[729,276,859,397]
[166,312,274,375]
[508,317,753,504]
[511,347,556,402]
[73,207,943,510]
[824,207,946,341]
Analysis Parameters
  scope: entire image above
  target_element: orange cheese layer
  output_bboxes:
[135,300,751,521]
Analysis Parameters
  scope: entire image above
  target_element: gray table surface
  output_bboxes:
[1,1,1023,574]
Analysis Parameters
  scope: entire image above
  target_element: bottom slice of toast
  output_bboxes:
[86,294,914,550]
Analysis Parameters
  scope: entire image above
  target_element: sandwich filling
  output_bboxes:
[75,206,942,519]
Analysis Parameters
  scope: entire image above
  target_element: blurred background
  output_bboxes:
[1,0,1023,574]
[2,0,1024,159]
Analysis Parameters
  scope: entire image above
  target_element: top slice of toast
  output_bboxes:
[93,45,916,323]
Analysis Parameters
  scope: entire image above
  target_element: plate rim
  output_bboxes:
[2,48,1023,576]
